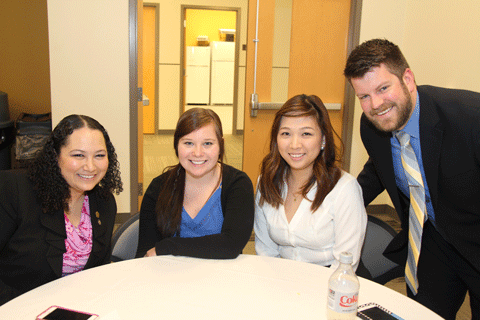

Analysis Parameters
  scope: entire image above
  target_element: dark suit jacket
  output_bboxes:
[0,170,117,306]
[358,85,480,273]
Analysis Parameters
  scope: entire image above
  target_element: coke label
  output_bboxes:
[327,288,359,313]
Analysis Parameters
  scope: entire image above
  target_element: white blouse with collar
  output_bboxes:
[254,171,367,271]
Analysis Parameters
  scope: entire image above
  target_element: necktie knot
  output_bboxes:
[396,130,410,146]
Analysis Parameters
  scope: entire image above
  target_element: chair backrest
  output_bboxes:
[361,215,404,285]
[111,212,140,262]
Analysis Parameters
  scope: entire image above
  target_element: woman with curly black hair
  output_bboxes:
[0,114,122,306]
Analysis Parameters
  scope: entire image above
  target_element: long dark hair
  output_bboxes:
[28,114,123,213]
[258,94,342,212]
[155,108,224,237]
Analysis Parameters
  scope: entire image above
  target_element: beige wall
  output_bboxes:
[152,0,248,131]
[348,0,480,205]
[6,0,480,212]
[47,0,131,213]
[0,0,51,121]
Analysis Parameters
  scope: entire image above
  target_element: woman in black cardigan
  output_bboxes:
[0,114,122,306]
[136,108,254,259]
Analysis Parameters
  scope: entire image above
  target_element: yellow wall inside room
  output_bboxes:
[185,9,236,46]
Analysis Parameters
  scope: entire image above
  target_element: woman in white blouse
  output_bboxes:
[254,94,367,272]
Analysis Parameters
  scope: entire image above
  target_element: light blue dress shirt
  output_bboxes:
[391,92,435,223]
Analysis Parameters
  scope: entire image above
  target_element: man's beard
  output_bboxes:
[367,83,413,133]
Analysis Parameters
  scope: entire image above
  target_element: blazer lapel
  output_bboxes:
[376,135,405,215]
[40,209,67,278]
[418,89,444,208]
[86,193,108,268]
[40,192,110,275]
[362,115,403,218]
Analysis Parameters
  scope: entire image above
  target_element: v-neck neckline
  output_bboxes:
[183,186,221,221]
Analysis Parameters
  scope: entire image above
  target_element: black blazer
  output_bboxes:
[0,170,117,305]
[358,85,480,273]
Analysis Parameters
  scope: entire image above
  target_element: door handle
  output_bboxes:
[142,94,149,106]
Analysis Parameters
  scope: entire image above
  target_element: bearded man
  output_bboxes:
[344,38,480,320]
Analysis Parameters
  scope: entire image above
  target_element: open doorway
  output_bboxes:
[142,4,245,191]
[181,6,243,173]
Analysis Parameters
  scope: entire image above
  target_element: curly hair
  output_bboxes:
[28,114,123,213]
[258,94,342,212]
[344,38,410,80]
[155,108,224,238]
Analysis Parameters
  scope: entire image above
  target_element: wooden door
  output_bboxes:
[242,0,352,186]
[143,5,156,134]
[242,0,275,184]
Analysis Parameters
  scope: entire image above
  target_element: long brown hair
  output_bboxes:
[258,94,342,212]
[155,108,224,237]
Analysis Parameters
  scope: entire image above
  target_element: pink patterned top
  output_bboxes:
[62,195,93,276]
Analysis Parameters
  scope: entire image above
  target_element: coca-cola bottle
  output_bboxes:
[326,252,359,319]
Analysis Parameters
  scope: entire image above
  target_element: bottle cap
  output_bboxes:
[339,252,353,264]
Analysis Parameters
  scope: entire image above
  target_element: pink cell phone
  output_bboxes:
[36,305,98,320]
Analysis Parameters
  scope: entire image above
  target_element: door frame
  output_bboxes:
[180,5,241,133]
[341,0,362,172]
[129,0,363,212]
[129,0,142,215]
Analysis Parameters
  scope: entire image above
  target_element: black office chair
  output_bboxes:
[111,212,140,262]
[360,215,404,285]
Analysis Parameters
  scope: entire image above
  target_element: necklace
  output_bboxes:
[290,190,301,202]
[287,174,306,203]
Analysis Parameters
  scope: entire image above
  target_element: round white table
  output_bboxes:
[0,254,441,319]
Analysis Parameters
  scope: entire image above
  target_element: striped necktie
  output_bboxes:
[396,130,427,295]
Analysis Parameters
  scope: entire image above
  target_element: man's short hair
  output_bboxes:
[344,38,410,80]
